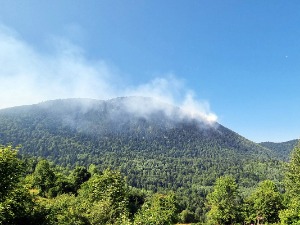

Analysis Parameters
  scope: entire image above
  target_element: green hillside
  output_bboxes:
[0,97,284,216]
[260,139,299,161]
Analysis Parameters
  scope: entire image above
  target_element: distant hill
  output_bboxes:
[0,97,283,198]
[260,139,299,161]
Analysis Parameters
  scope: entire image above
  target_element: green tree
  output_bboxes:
[280,141,300,224]
[33,160,56,197]
[206,175,240,225]
[280,197,300,225]
[50,172,74,197]
[88,164,99,176]
[179,209,195,223]
[134,192,177,225]
[79,169,127,203]
[285,141,300,198]
[246,180,283,224]
[0,186,37,225]
[78,169,130,224]
[71,166,91,193]
[0,146,44,225]
[0,145,23,200]
[42,194,88,225]
[127,187,147,219]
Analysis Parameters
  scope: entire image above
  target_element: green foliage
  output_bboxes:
[0,153,177,225]
[36,167,132,225]
[0,145,24,200]
[206,175,240,225]
[0,98,285,217]
[279,141,300,225]
[280,197,300,225]
[134,192,177,225]
[179,209,196,223]
[88,163,99,175]
[0,185,36,225]
[0,98,294,223]
[51,172,74,196]
[260,140,298,161]
[79,169,127,203]
[33,160,56,197]
[0,144,293,224]
[42,194,88,225]
[245,180,283,223]
[0,146,44,225]
[285,141,300,198]
[127,187,147,219]
[71,166,91,193]
[82,198,131,225]
[78,169,130,224]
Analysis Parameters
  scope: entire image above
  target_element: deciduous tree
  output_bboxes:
[33,160,56,197]
[134,192,177,225]
[0,145,23,200]
[280,141,300,224]
[206,175,240,225]
[247,180,283,224]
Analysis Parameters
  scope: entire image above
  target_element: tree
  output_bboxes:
[78,169,130,224]
[79,169,127,203]
[71,166,91,193]
[42,194,88,225]
[246,180,283,224]
[285,141,300,198]
[127,187,147,219]
[0,186,37,225]
[279,197,300,225]
[88,164,99,176]
[179,209,195,223]
[206,175,240,225]
[134,192,177,225]
[0,145,23,200]
[280,141,300,224]
[0,146,43,225]
[33,160,56,197]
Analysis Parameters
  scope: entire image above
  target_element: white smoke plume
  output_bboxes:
[0,24,217,124]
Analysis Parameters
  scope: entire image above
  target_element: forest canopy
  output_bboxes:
[0,142,299,224]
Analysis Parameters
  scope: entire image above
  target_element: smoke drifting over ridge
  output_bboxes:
[0,24,217,123]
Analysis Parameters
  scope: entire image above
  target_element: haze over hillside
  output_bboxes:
[0,96,287,219]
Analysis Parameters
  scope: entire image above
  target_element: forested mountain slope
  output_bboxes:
[0,97,282,196]
[260,139,299,161]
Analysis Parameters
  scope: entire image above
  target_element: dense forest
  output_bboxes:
[1,142,300,224]
[259,140,298,161]
[0,98,298,224]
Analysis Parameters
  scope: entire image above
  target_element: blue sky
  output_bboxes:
[0,0,299,142]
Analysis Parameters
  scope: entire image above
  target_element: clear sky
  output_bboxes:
[0,0,299,142]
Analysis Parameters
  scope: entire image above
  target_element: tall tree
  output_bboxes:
[246,180,283,224]
[71,166,91,193]
[206,175,240,225]
[33,160,56,197]
[280,141,300,224]
[0,146,41,225]
[41,194,88,225]
[134,192,177,225]
[0,145,23,200]
[78,169,130,224]
[285,141,300,197]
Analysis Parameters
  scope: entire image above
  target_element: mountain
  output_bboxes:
[260,139,299,161]
[0,97,283,197]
